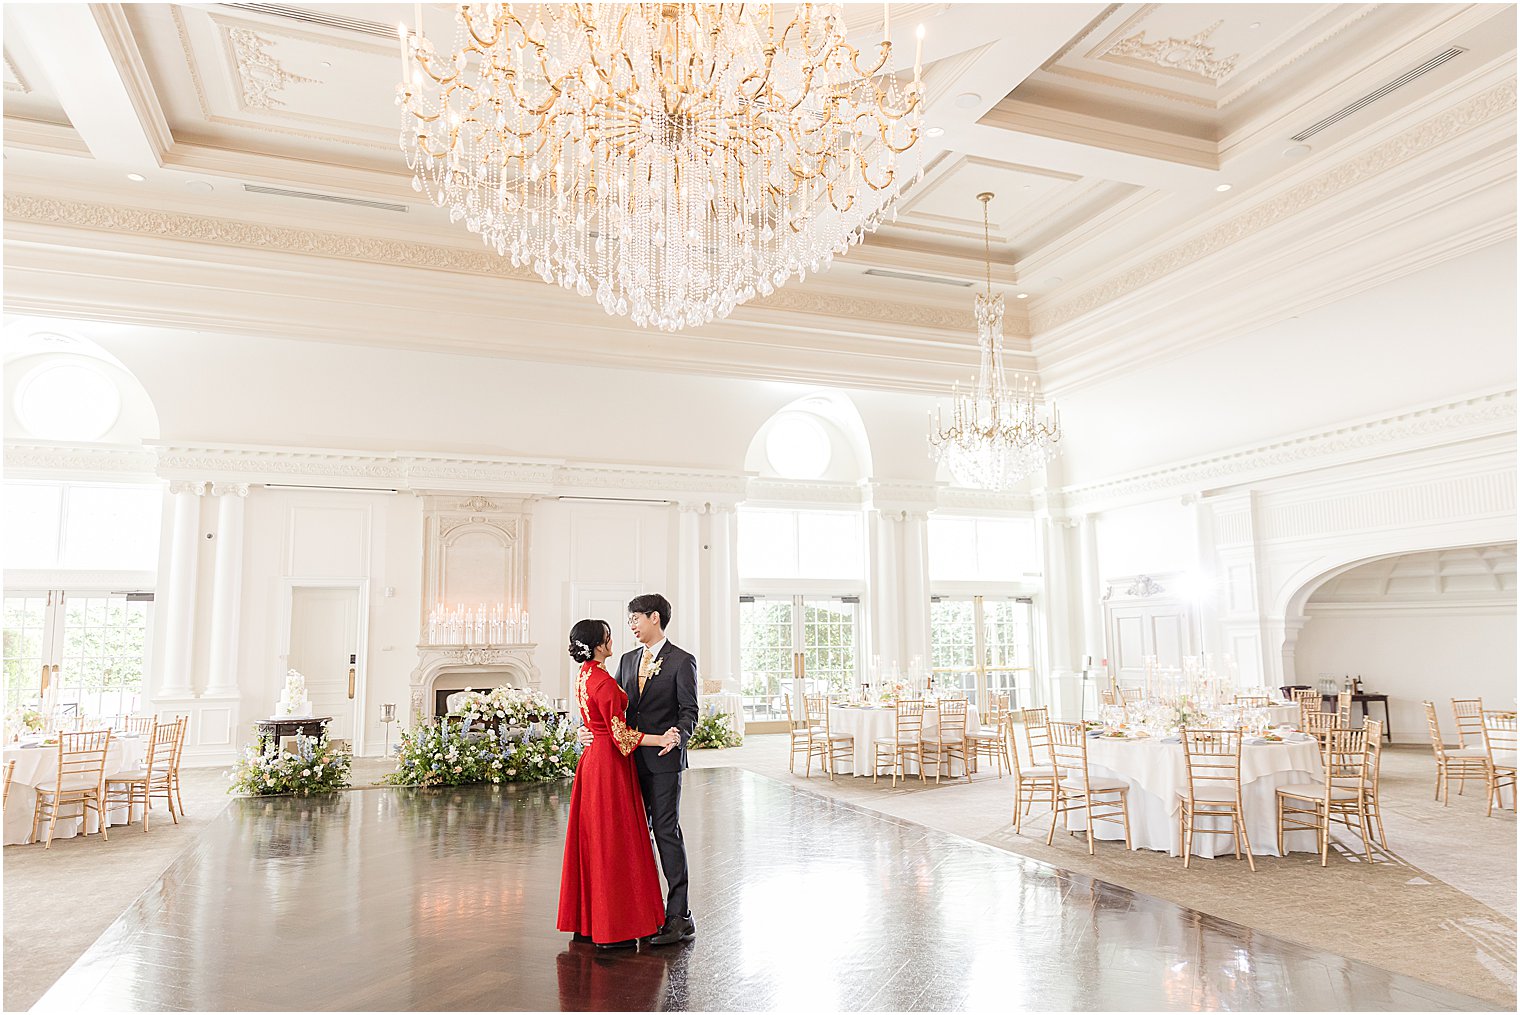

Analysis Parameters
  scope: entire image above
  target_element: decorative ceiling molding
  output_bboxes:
[224,26,318,110]
[1058,389,1517,512]
[4,440,159,477]
[1033,77,1518,334]
[745,479,865,506]
[0,193,983,340]
[4,52,31,93]
[1100,19,1239,83]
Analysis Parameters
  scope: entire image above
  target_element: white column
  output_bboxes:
[899,511,931,667]
[1077,513,1103,664]
[205,483,249,697]
[705,504,740,692]
[159,481,206,699]
[675,502,706,669]
[866,509,901,675]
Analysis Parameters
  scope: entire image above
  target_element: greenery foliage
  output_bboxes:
[227,733,352,796]
[739,600,855,699]
[689,710,743,749]
[385,715,579,787]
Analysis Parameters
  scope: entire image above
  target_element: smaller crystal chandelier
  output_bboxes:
[928,193,1062,490]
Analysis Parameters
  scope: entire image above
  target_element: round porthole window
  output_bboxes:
[764,412,831,479]
[17,361,121,441]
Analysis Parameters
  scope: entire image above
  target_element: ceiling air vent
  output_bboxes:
[242,184,408,213]
[222,4,396,39]
[1290,48,1466,142]
[863,268,974,287]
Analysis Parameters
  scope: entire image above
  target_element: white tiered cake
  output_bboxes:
[274,668,313,718]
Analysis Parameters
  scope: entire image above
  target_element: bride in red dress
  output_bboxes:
[557,619,678,949]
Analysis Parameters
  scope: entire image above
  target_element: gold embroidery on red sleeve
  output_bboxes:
[576,664,591,720]
[609,713,643,756]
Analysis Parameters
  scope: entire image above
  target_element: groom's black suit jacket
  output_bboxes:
[617,641,699,774]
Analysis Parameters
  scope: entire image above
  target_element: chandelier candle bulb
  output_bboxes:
[396,22,407,87]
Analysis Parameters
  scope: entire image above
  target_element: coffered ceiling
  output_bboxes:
[2,3,1515,394]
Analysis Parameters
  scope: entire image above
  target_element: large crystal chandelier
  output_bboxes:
[928,193,1062,490]
[396,4,925,332]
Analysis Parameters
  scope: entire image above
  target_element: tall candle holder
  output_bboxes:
[380,703,397,758]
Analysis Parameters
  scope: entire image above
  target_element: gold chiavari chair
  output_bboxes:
[30,729,113,848]
[804,694,853,780]
[1234,695,1270,708]
[1021,706,1052,774]
[969,697,1012,779]
[1178,728,1254,871]
[784,695,819,775]
[923,699,970,784]
[1276,727,1373,866]
[1292,689,1319,726]
[168,715,190,815]
[1361,718,1388,849]
[104,718,180,832]
[1047,721,1131,855]
[1303,710,1342,749]
[873,699,927,786]
[1481,710,1517,818]
[1335,691,1353,726]
[3,759,14,807]
[123,715,155,736]
[1452,697,1486,748]
[1007,711,1056,833]
[1423,700,1489,804]
[1100,689,1119,708]
[1117,686,1141,707]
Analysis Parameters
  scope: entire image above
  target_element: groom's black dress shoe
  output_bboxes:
[594,938,637,950]
[648,914,696,946]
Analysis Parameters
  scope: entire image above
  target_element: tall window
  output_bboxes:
[2,480,161,572]
[739,596,860,721]
[927,515,1038,583]
[930,596,1035,712]
[2,592,151,714]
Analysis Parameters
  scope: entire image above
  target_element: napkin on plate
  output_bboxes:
[1160,735,1182,744]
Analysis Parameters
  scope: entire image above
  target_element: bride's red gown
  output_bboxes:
[557,660,667,944]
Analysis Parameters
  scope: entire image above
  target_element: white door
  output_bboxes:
[288,587,360,742]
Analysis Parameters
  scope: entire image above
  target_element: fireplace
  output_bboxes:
[409,646,540,722]
[434,684,511,717]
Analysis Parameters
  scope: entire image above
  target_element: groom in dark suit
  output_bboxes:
[579,592,699,945]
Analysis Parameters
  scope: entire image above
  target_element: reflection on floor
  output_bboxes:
[34,768,1498,1012]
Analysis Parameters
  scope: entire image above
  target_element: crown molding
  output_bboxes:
[1034,76,1517,337]
[745,478,866,506]
[1055,388,1517,513]
[4,440,159,479]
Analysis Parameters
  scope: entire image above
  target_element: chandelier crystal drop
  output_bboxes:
[397,4,925,332]
[928,192,1062,491]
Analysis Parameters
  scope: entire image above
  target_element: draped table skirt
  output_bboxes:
[1064,736,1325,857]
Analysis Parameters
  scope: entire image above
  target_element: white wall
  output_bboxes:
[1295,609,1517,743]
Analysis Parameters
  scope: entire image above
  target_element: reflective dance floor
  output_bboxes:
[34,767,1495,1011]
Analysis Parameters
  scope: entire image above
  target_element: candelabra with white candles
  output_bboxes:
[1140,653,1238,707]
[426,603,531,645]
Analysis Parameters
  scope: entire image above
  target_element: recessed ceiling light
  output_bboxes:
[954,91,982,109]
[926,126,944,138]
[185,180,214,193]
[126,173,145,182]
[1215,183,1232,192]
[1015,292,1029,299]
[1282,143,1312,160]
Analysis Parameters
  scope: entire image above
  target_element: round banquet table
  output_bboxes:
[1265,703,1301,727]
[1064,734,1325,857]
[3,735,151,845]
[829,702,981,778]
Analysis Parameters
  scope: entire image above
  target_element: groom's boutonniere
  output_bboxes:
[647,658,664,678]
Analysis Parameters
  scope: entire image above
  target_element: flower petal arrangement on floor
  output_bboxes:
[386,689,580,788]
[227,732,352,796]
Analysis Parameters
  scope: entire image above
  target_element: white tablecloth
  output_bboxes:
[1266,703,1301,727]
[829,703,981,778]
[1065,734,1324,857]
[4,736,150,845]
[700,693,745,724]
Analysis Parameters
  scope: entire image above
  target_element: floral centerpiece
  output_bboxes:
[227,732,352,796]
[877,680,910,703]
[385,714,579,787]
[690,710,743,749]
[5,703,45,740]
[451,685,556,730]
[1169,700,1211,732]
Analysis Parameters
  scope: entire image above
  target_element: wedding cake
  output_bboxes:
[275,669,313,718]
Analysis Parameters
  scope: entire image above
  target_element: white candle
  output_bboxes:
[914,23,924,85]
[883,2,890,44]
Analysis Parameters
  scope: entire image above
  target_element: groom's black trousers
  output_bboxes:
[637,765,689,920]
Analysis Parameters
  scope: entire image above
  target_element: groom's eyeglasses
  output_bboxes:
[627,613,648,626]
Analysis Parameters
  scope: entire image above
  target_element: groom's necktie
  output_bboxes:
[638,650,655,695]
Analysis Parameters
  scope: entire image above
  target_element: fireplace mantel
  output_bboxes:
[409,643,540,721]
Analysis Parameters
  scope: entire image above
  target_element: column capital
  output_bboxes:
[168,480,208,496]
[211,482,250,497]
